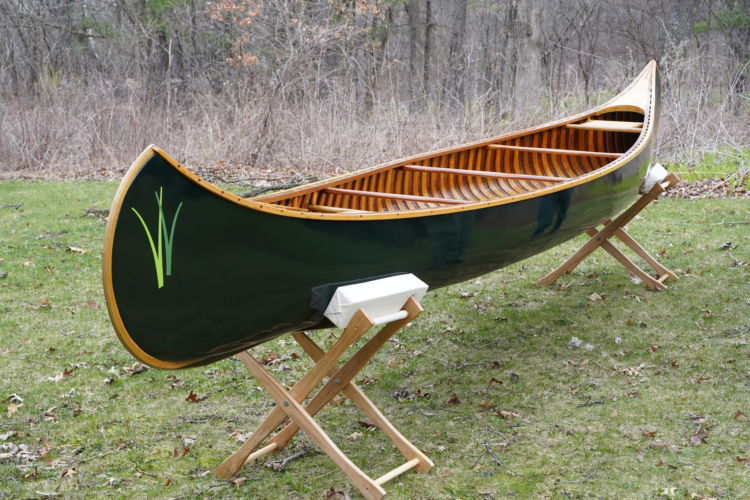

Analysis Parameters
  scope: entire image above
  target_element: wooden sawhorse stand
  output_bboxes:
[214,297,433,499]
[539,172,680,291]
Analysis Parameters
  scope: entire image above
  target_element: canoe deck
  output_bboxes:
[256,111,645,213]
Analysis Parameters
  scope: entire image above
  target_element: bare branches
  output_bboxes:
[0,0,747,177]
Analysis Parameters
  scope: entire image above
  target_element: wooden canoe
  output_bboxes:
[104,61,660,369]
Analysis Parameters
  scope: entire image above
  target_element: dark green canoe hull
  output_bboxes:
[105,145,652,368]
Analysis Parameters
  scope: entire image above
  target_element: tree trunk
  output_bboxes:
[445,0,468,106]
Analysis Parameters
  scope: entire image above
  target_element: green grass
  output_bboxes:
[1,181,749,499]
[669,147,750,189]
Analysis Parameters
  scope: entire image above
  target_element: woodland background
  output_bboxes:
[0,0,748,179]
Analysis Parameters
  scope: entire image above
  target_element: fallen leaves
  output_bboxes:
[0,431,18,441]
[0,442,39,463]
[3,394,24,417]
[622,364,646,377]
[357,419,378,430]
[124,362,148,375]
[345,431,364,441]
[325,486,351,499]
[567,336,583,348]
[46,367,75,383]
[60,467,77,478]
[7,402,22,417]
[479,400,497,410]
[393,388,429,402]
[33,298,53,311]
[567,337,594,350]
[229,430,251,442]
[690,434,706,446]
[690,375,711,385]
[445,394,461,406]
[495,410,520,420]
[231,476,249,487]
[185,391,208,403]
[65,246,89,255]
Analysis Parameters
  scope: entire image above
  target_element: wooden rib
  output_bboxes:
[459,150,484,201]
[487,143,622,159]
[475,145,507,198]
[594,129,607,174]
[402,164,568,183]
[394,169,408,211]
[323,187,470,205]
[470,148,502,200]
[575,127,597,175]
[526,132,545,191]
[562,126,588,177]
[547,127,570,178]
[464,148,494,201]
[567,120,642,133]
[540,127,560,180]
[509,137,528,194]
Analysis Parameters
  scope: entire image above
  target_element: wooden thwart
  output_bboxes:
[566,120,643,133]
[539,172,679,291]
[214,297,433,500]
[324,186,470,205]
[402,164,569,183]
[487,143,623,159]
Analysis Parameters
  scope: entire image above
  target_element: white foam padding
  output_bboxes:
[640,163,669,194]
[324,274,428,328]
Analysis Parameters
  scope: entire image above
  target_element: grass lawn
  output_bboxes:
[1,181,749,499]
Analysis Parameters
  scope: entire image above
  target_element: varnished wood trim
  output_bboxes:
[486,144,622,159]
[324,187,470,205]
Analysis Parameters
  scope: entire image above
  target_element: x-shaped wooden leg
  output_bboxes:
[539,172,679,288]
[291,330,434,474]
[215,297,429,500]
[214,309,375,478]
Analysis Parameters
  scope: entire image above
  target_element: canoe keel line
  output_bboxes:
[103,62,662,369]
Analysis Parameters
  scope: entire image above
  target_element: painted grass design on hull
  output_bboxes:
[131,187,183,289]
[103,61,660,369]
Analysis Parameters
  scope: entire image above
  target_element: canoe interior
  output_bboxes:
[257,111,645,213]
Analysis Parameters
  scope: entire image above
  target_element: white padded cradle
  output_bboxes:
[324,274,428,328]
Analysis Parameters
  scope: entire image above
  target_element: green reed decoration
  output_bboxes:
[131,187,183,288]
